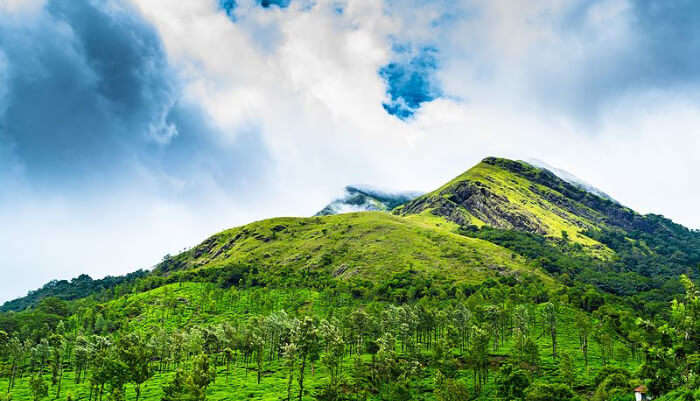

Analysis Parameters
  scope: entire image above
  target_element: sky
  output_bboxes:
[1,0,700,302]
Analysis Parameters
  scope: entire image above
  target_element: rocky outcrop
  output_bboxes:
[400,180,548,234]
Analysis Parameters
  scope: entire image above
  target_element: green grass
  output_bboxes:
[162,212,552,286]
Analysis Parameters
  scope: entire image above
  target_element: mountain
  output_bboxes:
[2,156,699,401]
[6,157,699,310]
[397,157,616,250]
[399,157,700,296]
[314,185,421,216]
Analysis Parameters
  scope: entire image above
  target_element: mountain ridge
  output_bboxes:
[526,158,617,202]
[4,156,699,311]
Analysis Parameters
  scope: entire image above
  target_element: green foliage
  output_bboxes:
[28,376,47,401]
[637,275,700,397]
[161,369,189,401]
[524,382,579,401]
[593,372,632,401]
[558,352,575,389]
[434,370,470,401]
[1,271,149,312]
[495,363,530,400]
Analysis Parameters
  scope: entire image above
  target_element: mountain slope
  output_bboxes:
[2,158,699,401]
[397,157,614,255]
[314,185,420,216]
[398,157,700,298]
[156,211,550,286]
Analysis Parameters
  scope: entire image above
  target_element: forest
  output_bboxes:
[0,268,698,401]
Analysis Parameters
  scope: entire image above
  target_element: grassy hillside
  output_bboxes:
[156,212,550,286]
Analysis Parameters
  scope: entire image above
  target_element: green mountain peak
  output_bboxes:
[397,157,612,253]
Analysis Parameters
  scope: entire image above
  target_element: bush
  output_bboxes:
[496,363,531,400]
[525,382,580,401]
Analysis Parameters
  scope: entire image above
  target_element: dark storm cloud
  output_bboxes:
[532,0,700,120]
[0,0,174,183]
[0,0,269,192]
[631,0,700,85]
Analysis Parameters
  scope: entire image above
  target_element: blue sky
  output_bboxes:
[1,0,700,302]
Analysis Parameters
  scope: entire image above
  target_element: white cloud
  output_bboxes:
[2,0,700,303]
[119,0,700,225]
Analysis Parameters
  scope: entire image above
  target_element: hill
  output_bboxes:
[0,270,148,312]
[1,157,699,401]
[155,211,550,289]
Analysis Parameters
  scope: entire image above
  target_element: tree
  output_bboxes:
[434,370,470,401]
[87,335,112,401]
[593,326,613,366]
[467,326,490,393]
[282,343,299,401]
[292,317,320,401]
[73,336,90,384]
[161,354,215,401]
[6,337,26,392]
[118,333,153,401]
[190,353,216,401]
[637,275,700,396]
[575,312,591,372]
[592,372,630,401]
[558,352,575,389]
[161,369,188,401]
[0,330,8,350]
[223,347,234,383]
[524,382,579,401]
[319,320,345,393]
[247,317,265,385]
[495,363,530,400]
[29,375,48,401]
[543,302,558,359]
[103,356,130,401]
[48,333,68,398]
[522,338,540,372]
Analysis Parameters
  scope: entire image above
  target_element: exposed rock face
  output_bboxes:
[400,180,547,234]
